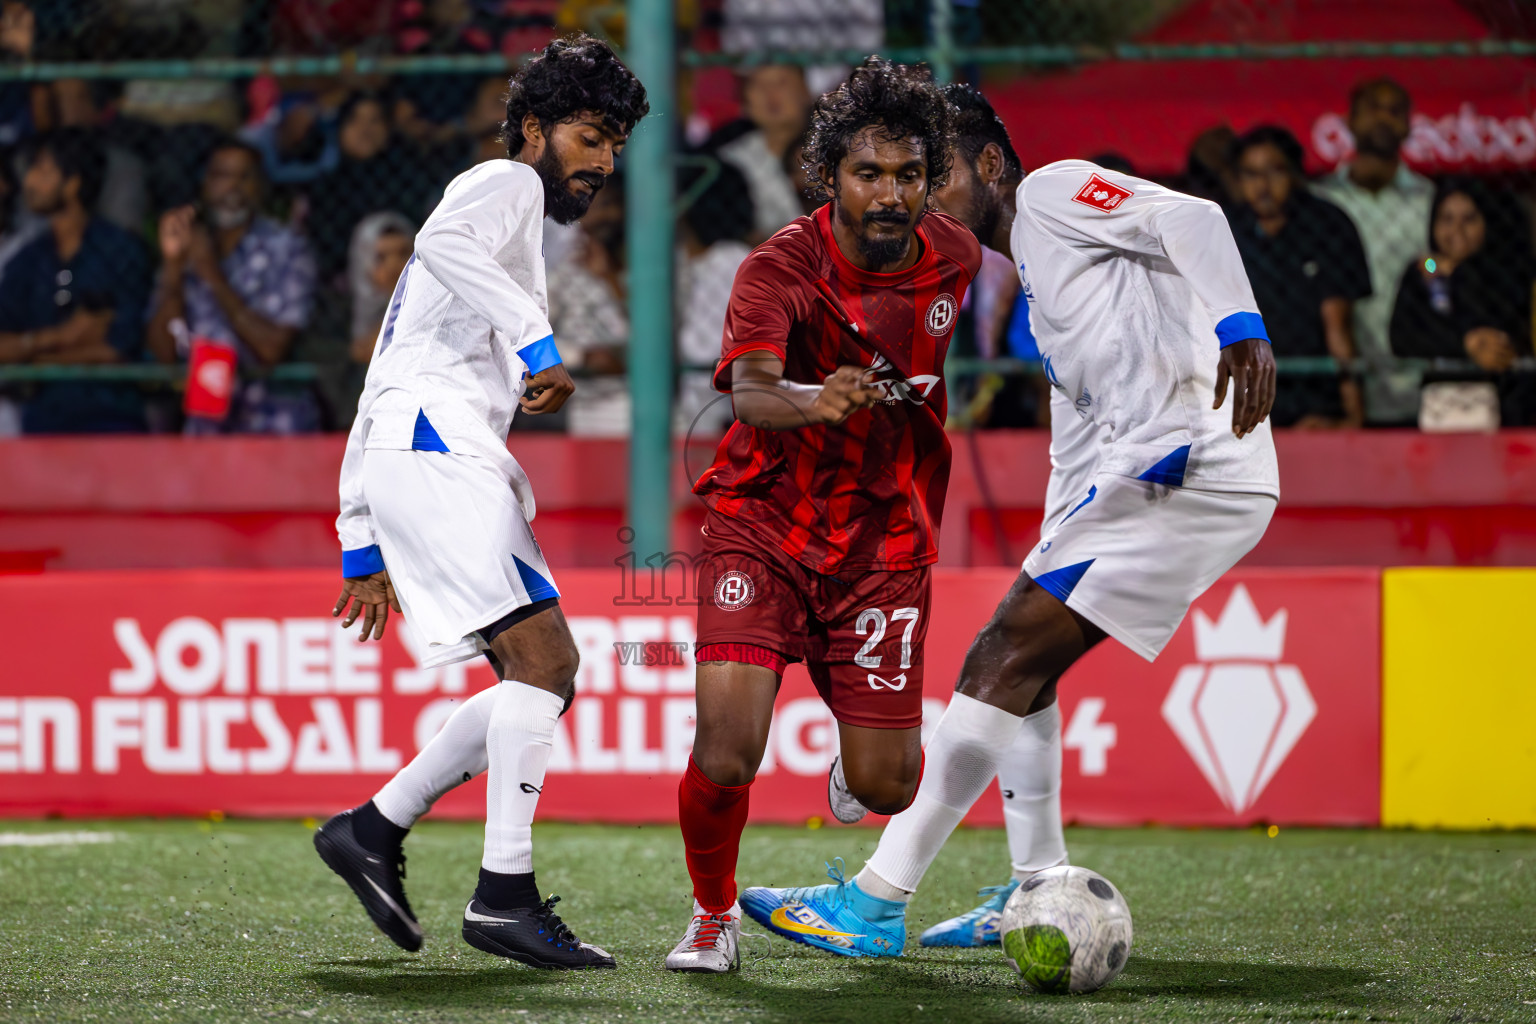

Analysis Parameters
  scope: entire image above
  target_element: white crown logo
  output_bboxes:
[1164,584,1314,814]
[1192,584,1286,662]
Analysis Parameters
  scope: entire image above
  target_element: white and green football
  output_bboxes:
[1000,865,1133,994]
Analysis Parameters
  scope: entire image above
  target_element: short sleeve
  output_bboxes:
[711,248,801,391]
[1316,201,1373,303]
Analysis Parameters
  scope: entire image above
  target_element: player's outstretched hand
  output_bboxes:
[520,364,576,415]
[812,365,881,425]
[333,570,402,642]
[1214,339,1276,439]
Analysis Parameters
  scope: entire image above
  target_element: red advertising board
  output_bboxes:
[0,567,1379,826]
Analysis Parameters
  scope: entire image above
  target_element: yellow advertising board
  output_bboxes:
[1382,568,1536,828]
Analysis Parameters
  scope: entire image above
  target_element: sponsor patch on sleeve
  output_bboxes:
[1071,173,1134,212]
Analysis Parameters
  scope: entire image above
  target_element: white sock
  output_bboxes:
[853,866,913,902]
[372,685,497,828]
[998,701,1069,881]
[863,692,1025,894]
[482,681,564,874]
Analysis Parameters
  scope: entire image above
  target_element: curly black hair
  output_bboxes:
[941,83,1023,184]
[502,34,650,158]
[801,57,954,203]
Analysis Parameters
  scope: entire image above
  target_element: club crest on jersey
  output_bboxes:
[924,293,957,337]
[713,571,755,611]
[1072,173,1134,213]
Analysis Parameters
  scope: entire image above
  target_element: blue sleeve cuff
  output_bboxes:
[342,545,385,578]
[1215,311,1270,349]
[519,334,562,376]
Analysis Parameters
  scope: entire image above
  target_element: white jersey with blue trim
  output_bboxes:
[1013,160,1279,497]
[337,159,560,575]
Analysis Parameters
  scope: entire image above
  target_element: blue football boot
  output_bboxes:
[918,879,1019,948]
[740,860,905,958]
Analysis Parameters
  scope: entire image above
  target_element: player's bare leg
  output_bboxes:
[856,577,1103,907]
[837,722,923,814]
[667,659,779,972]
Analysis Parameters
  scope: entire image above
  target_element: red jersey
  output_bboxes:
[693,204,982,573]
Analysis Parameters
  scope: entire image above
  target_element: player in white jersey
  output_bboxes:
[313,35,647,970]
[744,85,1278,957]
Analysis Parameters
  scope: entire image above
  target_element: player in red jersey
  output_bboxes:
[665,58,981,973]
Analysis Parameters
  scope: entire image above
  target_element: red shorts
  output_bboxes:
[694,510,931,729]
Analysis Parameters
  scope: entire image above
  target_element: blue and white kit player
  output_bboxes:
[313,35,647,970]
[745,116,1280,957]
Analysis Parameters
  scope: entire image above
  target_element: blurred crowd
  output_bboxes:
[0,0,1531,436]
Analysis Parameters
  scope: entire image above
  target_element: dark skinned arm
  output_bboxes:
[145,265,187,364]
[1213,338,1276,439]
[1320,296,1364,428]
[729,350,880,430]
[200,269,296,367]
[0,310,120,364]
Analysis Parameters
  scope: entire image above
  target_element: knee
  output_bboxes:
[503,635,579,697]
[973,616,1069,690]
[844,758,922,816]
[690,744,759,788]
[690,721,765,788]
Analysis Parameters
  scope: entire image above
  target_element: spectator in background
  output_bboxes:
[307,92,434,280]
[1314,78,1434,426]
[1391,179,1535,424]
[240,82,343,187]
[427,75,513,182]
[1180,125,1238,207]
[0,1,35,148]
[675,160,753,436]
[713,64,814,242]
[0,152,41,279]
[547,172,627,436]
[1229,125,1370,428]
[146,139,319,433]
[391,0,501,151]
[41,76,149,233]
[347,211,415,365]
[0,129,150,432]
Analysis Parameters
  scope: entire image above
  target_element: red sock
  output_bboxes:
[678,756,751,913]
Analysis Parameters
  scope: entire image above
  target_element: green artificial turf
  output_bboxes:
[1,820,1534,1023]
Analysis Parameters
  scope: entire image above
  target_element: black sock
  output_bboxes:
[475,868,541,911]
[350,800,409,856]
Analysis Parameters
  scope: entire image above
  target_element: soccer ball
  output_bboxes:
[1000,866,1133,994]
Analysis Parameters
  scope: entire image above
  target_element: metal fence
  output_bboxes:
[0,0,1533,546]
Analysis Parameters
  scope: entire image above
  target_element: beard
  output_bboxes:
[853,207,917,270]
[208,202,252,230]
[963,186,1002,249]
[534,145,605,225]
[1354,123,1403,159]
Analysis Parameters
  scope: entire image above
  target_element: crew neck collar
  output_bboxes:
[815,203,934,285]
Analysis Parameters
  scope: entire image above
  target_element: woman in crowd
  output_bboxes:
[307,92,433,281]
[347,211,415,365]
[1390,178,1535,424]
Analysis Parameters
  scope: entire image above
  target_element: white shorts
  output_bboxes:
[1022,473,1275,661]
[363,448,559,668]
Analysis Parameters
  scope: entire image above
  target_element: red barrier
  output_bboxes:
[0,567,1379,826]
[2,432,1533,571]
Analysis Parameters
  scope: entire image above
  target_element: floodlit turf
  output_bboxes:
[2,821,1534,1023]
